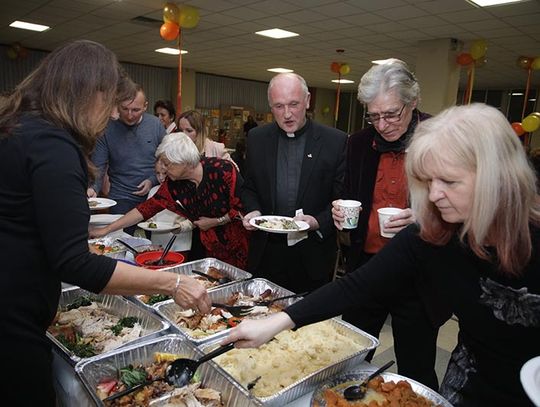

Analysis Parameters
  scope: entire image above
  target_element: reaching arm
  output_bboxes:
[89,207,144,238]
[221,312,295,348]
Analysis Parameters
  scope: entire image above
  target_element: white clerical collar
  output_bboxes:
[286,132,295,138]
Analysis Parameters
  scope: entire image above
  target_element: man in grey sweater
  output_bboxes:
[89,84,166,233]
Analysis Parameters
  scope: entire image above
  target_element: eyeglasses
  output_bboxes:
[365,104,406,125]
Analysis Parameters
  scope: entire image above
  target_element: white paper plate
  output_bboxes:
[137,221,177,232]
[521,356,540,406]
[88,197,117,210]
[249,215,309,234]
[89,214,123,226]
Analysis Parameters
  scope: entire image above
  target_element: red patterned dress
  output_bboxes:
[137,157,249,269]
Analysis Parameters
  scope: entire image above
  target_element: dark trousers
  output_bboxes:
[109,199,143,235]
[342,249,440,391]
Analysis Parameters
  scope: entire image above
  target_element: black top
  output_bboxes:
[286,223,540,406]
[0,114,116,348]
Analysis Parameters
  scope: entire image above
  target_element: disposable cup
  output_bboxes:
[377,207,403,238]
[338,200,362,229]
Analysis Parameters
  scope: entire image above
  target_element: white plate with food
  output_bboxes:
[521,356,540,406]
[88,197,117,210]
[311,370,452,407]
[89,214,123,226]
[137,221,177,232]
[249,215,309,234]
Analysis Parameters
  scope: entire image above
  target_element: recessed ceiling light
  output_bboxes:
[155,48,188,55]
[372,59,393,65]
[255,28,299,39]
[467,0,526,6]
[267,68,294,73]
[9,20,50,32]
[511,92,524,96]
[332,79,355,84]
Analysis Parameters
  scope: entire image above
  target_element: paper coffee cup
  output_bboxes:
[338,200,362,229]
[377,207,403,238]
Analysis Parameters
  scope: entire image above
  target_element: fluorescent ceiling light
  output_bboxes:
[255,28,299,39]
[267,68,294,73]
[511,92,524,96]
[372,59,393,65]
[332,79,355,84]
[467,0,526,6]
[9,20,50,32]
[155,48,187,55]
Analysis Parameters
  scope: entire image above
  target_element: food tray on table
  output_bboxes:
[75,334,260,407]
[154,278,299,345]
[201,318,379,407]
[310,370,452,407]
[47,287,170,366]
[129,258,252,309]
[88,236,151,259]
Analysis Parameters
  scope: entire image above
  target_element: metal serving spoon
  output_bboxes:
[343,360,395,401]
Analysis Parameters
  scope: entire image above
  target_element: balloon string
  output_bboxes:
[334,73,341,126]
[463,66,472,105]
[467,64,475,105]
[177,29,183,113]
[521,68,532,120]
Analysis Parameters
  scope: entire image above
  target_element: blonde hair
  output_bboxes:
[155,132,200,167]
[177,110,207,154]
[407,103,540,276]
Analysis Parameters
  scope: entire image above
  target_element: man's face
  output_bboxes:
[118,91,147,126]
[269,77,310,134]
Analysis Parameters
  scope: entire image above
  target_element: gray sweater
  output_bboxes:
[92,113,165,202]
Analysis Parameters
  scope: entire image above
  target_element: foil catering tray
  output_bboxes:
[202,318,379,407]
[47,287,170,366]
[129,257,252,309]
[75,334,260,407]
[155,278,298,345]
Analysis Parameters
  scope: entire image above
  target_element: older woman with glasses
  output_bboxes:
[331,59,446,390]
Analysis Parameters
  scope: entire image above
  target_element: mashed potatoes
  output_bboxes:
[214,320,370,398]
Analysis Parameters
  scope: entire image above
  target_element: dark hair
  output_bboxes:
[154,100,176,121]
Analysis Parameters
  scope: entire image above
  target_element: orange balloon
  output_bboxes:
[163,2,180,24]
[457,53,473,66]
[511,122,525,136]
[330,62,340,73]
[160,22,179,41]
[516,56,533,70]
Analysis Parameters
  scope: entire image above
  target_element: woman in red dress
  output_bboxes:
[92,132,249,269]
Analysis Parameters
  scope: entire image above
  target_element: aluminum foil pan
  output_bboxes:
[201,318,379,407]
[155,278,297,345]
[128,258,253,309]
[75,334,260,407]
[47,287,170,366]
[310,371,452,407]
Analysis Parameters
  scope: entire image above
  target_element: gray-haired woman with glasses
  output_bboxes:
[331,59,448,390]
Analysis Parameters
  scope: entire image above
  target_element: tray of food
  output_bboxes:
[88,236,151,259]
[47,287,170,366]
[154,279,299,345]
[203,318,378,407]
[130,258,252,309]
[310,370,452,407]
[75,334,260,407]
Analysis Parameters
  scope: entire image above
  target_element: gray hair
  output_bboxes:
[155,132,200,167]
[267,73,309,106]
[358,59,420,105]
[407,103,540,275]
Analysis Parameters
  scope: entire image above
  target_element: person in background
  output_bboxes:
[241,73,347,293]
[89,83,166,234]
[528,147,540,191]
[243,114,258,137]
[230,139,246,174]
[91,132,249,269]
[154,99,178,134]
[332,59,442,389]
[0,40,209,407]
[224,103,540,407]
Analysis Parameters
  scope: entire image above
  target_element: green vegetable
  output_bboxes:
[119,365,147,388]
[66,296,93,310]
[110,316,139,336]
[57,334,96,358]
[147,294,170,305]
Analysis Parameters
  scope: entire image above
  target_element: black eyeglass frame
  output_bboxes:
[365,103,407,125]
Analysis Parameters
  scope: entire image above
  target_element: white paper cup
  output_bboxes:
[377,207,403,238]
[338,200,362,229]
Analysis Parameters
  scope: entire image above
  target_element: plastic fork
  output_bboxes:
[254,292,308,306]
[211,302,254,317]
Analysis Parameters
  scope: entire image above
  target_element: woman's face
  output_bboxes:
[155,160,167,184]
[155,107,173,128]
[161,156,188,181]
[424,155,476,224]
[178,117,198,141]
[367,91,416,142]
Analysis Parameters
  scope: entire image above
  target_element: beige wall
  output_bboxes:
[312,87,338,127]
[171,67,196,113]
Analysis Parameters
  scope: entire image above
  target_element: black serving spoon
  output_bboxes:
[191,269,232,284]
[102,343,235,403]
[150,234,177,266]
[343,360,395,401]
[166,343,235,387]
